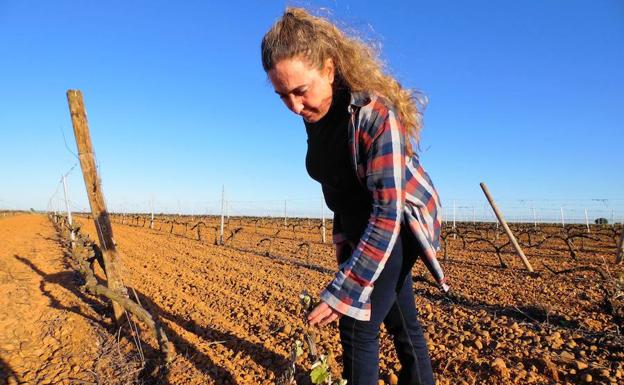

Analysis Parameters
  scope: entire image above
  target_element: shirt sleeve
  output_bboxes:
[320,107,406,321]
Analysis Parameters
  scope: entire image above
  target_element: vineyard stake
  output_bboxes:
[611,209,615,227]
[452,200,456,239]
[61,174,75,248]
[482,203,487,222]
[66,89,128,323]
[479,182,534,272]
[453,200,457,239]
[150,195,154,229]
[220,185,225,245]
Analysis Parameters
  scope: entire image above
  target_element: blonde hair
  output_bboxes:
[261,7,426,152]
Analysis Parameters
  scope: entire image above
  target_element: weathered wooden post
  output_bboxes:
[480,182,534,272]
[66,89,128,323]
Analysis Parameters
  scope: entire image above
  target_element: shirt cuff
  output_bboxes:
[320,282,371,321]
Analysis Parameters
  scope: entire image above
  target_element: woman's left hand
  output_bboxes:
[307,301,342,326]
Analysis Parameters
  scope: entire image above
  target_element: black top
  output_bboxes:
[305,89,372,217]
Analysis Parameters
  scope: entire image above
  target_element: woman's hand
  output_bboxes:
[307,301,342,326]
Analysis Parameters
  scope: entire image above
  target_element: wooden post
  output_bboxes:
[66,89,128,322]
[611,209,615,227]
[219,185,225,245]
[452,200,456,228]
[452,200,456,239]
[532,206,537,229]
[61,174,75,248]
[480,182,534,272]
[150,195,154,229]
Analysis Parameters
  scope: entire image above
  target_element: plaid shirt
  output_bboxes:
[320,91,449,321]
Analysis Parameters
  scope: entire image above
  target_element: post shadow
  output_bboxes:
[0,356,19,384]
[15,253,303,384]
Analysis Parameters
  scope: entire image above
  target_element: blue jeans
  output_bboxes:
[337,225,435,385]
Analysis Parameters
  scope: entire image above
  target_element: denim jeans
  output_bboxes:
[337,221,435,385]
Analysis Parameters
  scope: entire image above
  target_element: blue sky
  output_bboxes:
[1,1,622,220]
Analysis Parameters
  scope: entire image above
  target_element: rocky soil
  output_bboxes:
[1,213,622,384]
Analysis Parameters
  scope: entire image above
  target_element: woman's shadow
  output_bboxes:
[15,252,299,384]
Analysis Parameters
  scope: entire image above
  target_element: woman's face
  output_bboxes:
[268,57,334,123]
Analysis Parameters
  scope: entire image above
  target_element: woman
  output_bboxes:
[261,8,449,385]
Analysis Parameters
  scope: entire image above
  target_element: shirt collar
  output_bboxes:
[349,91,372,108]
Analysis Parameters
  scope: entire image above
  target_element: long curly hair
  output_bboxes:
[261,7,427,152]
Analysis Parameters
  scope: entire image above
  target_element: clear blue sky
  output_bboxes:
[1,1,622,220]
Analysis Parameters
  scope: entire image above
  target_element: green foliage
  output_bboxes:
[279,292,347,385]
[310,355,347,385]
[294,340,304,358]
[310,359,330,384]
[300,291,313,313]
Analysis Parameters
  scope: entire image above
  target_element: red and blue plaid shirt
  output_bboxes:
[320,91,448,321]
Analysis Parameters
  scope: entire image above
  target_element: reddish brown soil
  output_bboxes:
[0,214,125,385]
[2,214,623,385]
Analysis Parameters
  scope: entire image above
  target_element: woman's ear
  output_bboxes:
[324,58,335,84]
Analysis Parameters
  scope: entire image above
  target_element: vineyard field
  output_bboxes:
[1,213,623,385]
